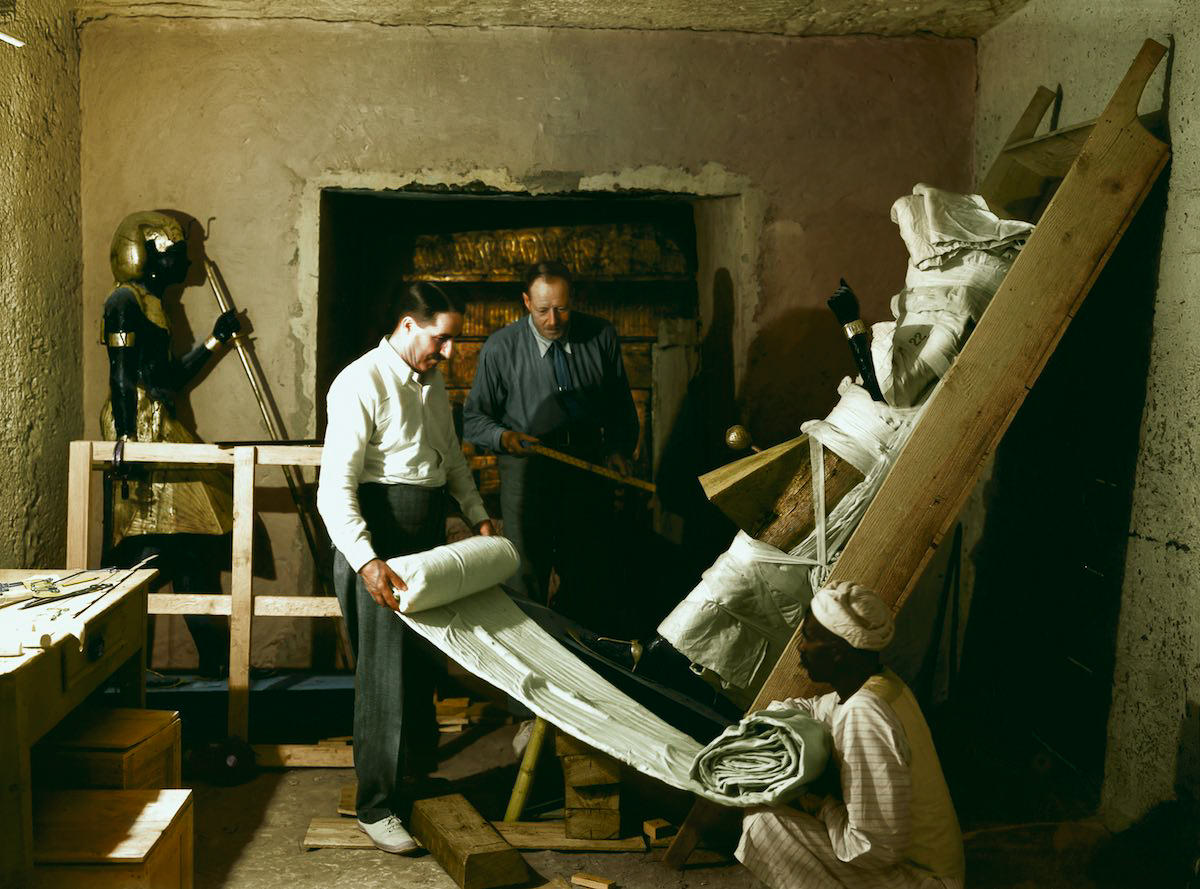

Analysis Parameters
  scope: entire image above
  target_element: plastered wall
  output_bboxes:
[77,20,974,664]
[0,0,81,567]
[976,0,1197,830]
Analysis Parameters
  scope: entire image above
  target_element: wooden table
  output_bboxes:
[0,567,155,889]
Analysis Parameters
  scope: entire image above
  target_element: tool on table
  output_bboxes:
[0,568,89,595]
[522,442,656,493]
[19,555,156,613]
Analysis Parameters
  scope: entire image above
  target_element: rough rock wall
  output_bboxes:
[74,0,1029,38]
[0,0,81,567]
[976,0,1196,830]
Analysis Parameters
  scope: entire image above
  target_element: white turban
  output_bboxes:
[810,581,895,651]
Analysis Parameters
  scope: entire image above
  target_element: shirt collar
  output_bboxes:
[379,337,429,386]
[527,314,572,357]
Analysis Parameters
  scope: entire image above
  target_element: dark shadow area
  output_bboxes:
[939,167,1171,830]
[737,305,850,449]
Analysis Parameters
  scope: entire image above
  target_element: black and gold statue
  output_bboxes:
[100,210,240,676]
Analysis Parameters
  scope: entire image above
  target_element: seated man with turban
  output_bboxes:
[736,582,965,889]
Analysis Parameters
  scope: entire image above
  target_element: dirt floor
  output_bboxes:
[191,722,759,889]
[187,717,1163,889]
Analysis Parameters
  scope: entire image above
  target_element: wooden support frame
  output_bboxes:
[665,39,1171,867]
[66,440,349,767]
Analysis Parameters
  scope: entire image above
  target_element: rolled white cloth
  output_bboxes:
[810,580,895,651]
[690,706,832,806]
[386,536,520,613]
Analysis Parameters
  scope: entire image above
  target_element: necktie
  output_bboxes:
[549,341,582,419]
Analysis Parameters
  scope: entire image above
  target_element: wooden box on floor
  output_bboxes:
[556,732,621,840]
[33,708,182,790]
[33,789,193,889]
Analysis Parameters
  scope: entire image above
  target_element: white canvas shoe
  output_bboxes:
[357,815,419,854]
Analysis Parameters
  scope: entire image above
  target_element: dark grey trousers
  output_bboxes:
[497,454,610,626]
[334,482,446,824]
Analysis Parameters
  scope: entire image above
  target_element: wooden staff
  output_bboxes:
[524,443,656,493]
[205,258,354,668]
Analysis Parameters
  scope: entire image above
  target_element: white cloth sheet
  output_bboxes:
[394,584,764,804]
[890,183,1033,271]
[386,538,809,806]
[657,532,818,707]
[691,706,831,806]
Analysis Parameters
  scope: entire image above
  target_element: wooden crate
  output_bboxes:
[33,789,193,889]
[34,708,182,790]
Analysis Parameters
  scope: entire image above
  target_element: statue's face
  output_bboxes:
[142,238,190,291]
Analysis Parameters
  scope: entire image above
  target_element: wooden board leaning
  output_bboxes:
[665,38,1172,868]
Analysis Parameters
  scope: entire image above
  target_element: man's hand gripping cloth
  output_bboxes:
[387,535,521,613]
[384,536,805,805]
[691,706,831,806]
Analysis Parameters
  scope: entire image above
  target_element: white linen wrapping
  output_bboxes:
[387,536,519,613]
[889,183,1033,271]
[395,582,799,806]
[691,706,832,806]
[657,532,817,707]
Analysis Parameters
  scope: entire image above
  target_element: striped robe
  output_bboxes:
[736,673,964,889]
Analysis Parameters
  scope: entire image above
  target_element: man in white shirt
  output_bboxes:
[736,582,965,889]
[318,282,495,854]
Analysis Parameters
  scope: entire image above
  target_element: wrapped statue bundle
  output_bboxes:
[658,184,1034,706]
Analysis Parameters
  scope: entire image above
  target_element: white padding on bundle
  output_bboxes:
[874,233,1020,407]
[658,531,815,695]
[691,706,832,806]
[397,586,784,806]
[387,536,520,614]
[802,379,914,475]
[891,183,1034,270]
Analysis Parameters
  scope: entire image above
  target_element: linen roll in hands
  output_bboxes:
[385,536,520,613]
[691,706,832,806]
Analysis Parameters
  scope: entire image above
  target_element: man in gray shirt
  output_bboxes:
[463,260,639,623]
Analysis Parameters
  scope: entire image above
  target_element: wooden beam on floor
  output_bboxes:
[410,794,528,889]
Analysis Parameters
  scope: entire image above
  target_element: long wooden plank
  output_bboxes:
[227,447,256,741]
[82,440,324,467]
[302,817,374,849]
[253,744,352,768]
[491,821,644,852]
[979,85,1057,218]
[66,441,94,570]
[147,594,342,618]
[410,794,528,889]
[666,39,1170,869]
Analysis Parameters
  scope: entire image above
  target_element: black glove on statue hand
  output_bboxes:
[212,310,241,344]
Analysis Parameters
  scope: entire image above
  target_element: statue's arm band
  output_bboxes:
[842,320,867,338]
[204,335,222,352]
[106,331,136,347]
